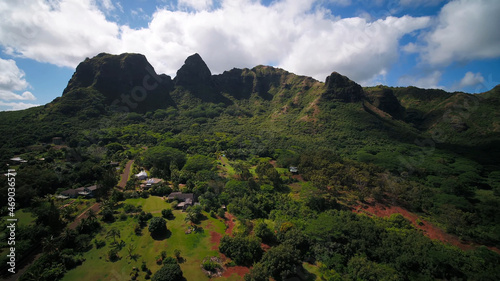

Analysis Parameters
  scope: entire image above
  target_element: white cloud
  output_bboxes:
[118,0,430,83]
[178,0,213,11]
[0,58,29,92]
[400,0,444,7]
[452,71,485,91]
[0,58,38,111]
[0,101,40,111]
[0,0,120,67]
[100,0,115,12]
[422,0,500,66]
[398,70,444,89]
[0,0,431,85]
[0,91,36,101]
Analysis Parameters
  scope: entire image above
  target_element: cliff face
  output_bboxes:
[364,86,405,120]
[49,52,500,148]
[321,72,364,103]
[61,53,174,114]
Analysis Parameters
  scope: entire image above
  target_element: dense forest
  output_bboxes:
[1,53,499,280]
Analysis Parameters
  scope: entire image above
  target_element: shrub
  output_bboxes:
[219,235,263,266]
[202,259,221,272]
[161,209,173,219]
[152,263,183,281]
[149,217,167,238]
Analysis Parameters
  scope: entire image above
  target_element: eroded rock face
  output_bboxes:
[364,87,405,120]
[173,53,212,87]
[322,72,363,103]
[61,53,174,113]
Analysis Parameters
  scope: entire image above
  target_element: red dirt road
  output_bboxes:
[207,213,251,278]
[118,160,134,188]
[353,202,500,254]
[68,202,101,230]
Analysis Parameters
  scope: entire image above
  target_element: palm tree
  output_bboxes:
[106,228,120,245]
[87,208,97,222]
[42,235,59,254]
[60,228,76,247]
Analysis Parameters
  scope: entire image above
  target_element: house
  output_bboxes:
[136,170,148,180]
[167,192,195,210]
[60,189,79,198]
[60,185,99,198]
[10,157,27,164]
[289,166,299,173]
[52,137,63,145]
[142,178,163,188]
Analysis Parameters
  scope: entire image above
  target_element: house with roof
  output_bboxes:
[60,185,100,198]
[167,192,195,210]
[289,166,299,174]
[10,157,28,164]
[141,178,164,189]
[136,170,148,180]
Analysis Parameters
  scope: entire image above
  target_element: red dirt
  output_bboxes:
[118,160,134,188]
[224,213,237,236]
[353,201,500,254]
[68,203,101,230]
[222,265,251,278]
[291,174,304,182]
[261,243,271,251]
[210,231,222,250]
[208,215,251,278]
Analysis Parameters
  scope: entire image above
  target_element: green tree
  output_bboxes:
[142,146,186,179]
[149,217,167,237]
[106,228,120,244]
[219,235,263,266]
[161,208,174,219]
[259,244,301,281]
[152,263,184,281]
[182,154,214,173]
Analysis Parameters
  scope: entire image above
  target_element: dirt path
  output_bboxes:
[68,202,101,230]
[207,213,250,278]
[118,160,134,189]
[224,213,236,236]
[353,201,500,254]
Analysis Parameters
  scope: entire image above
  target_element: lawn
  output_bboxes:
[62,196,234,281]
[121,196,170,213]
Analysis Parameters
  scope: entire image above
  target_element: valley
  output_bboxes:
[1,52,500,280]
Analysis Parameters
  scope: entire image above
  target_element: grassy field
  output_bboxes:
[121,196,169,213]
[62,196,241,281]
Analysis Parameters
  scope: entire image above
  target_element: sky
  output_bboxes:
[0,0,499,111]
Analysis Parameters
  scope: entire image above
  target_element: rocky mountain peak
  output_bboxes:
[173,53,212,87]
[322,72,363,103]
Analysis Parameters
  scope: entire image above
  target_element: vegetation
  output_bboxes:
[1,53,499,280]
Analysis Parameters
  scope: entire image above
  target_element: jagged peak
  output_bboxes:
[173,53,212,86]
[322,72,363,103]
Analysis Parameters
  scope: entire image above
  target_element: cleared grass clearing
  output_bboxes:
[62,196,228,281]
[122,196,169,213]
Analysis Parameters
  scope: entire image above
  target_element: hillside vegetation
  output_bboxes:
[1,53,500,280]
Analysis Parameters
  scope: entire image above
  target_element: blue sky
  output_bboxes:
[0,0,499,111]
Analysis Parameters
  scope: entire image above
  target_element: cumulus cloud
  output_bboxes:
[422,0,500,66]
[449,71,486,92]
[400,0,444,7]
[398,70,444,89]
[459,72,485,88]
[0,0,120,67]
[119,0,431,83]
[178,0,213,11]
[0,58,38,110]
[0,58,29,92]
[0,101,41,111]
[0,0,432,84]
